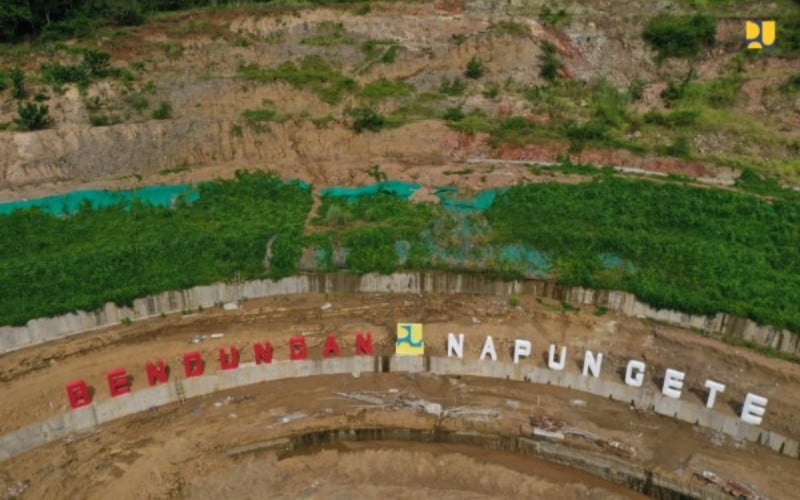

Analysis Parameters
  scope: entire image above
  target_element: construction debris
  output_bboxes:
[333,391,498,419]
[530,415,636,458]
[190,333,225,343]
[694,470,766,500]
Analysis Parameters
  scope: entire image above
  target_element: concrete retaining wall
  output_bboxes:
[1,356,797,464]
[2,272,799,356]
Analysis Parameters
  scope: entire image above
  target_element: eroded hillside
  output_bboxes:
[0,0,799,198]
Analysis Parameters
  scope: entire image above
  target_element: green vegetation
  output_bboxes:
[357,77,413,101]
[485,177,800,332]
[301,21,353,46]
[89,113,114,126]
[364,164,387,182]
[159,167,189,175]
[151,102,173,120]
[658,136,692,158]
[488,21,530,37]
[780,74,800,93]
[734,168,800,199]
[644,109,700,127]
[39,48,117,90]
[0,171,311,326]
[482,82,500,99]
[643,14,716,60]
[242,103,286,132]
[439,76,467,96]
[240,56,357,104]
[6,169,800,338]
[10,68,26,99]
[14,102,51,131]
[0,0,365,41]
[346,106,385,132]
[539,41,562,82]
[360,39,400,68]
[539,4,569,26]
[465,56,485,79]
[443,106,465,121]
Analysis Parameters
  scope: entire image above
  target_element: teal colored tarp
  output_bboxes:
[0,184,200,216]
[321,181,420,200]
[434,187,500,211]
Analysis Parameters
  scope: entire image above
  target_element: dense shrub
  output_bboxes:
[41,63,90,87]
[0,171,311,326]
[347,107,385,133]
[464,56,485,79]
[152,102,172,119]
[443,106,465,121]
[14,102,50,130]
[643,14,716,59]
[485,178,800,331]
[539,41,563,82]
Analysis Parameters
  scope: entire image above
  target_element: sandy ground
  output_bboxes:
[2,293,800,498]
[183,442,643,500]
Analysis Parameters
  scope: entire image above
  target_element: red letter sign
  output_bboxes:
[183,351,204,377]
[355,331,373,355]
[145,360,169,386]
[107,368,130,397]
[253,341,273,365]
[66,380,92,409]
[289,336,307,360]
[323,333,341,358]
[218,346,240,370]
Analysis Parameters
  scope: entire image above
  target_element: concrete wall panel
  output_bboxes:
[1,356,797,464]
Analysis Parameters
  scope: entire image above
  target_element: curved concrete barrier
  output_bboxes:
[1,356,797,463]
[1,272,799,356]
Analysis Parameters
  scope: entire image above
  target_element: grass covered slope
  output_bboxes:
[310,174,800,333]
[485,178,800,331]
[2,171,800,334]
[0,171,311,326]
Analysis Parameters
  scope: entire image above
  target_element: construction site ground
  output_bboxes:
[1,292,799,499]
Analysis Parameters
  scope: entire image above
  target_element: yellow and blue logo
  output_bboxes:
[395,323,424,355]
[746,20,776,49]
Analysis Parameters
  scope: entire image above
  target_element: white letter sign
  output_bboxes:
[547,344,566,371]
[480,336,497,361]
[740,393,768,425]
[513,339,532,364]
[704,380,725,409]
[625,360,646,387]
[447,333,464,359]
[582,351,603,378]
[662,368,685,399]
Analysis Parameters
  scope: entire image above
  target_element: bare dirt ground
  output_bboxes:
[2,293,800,498]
